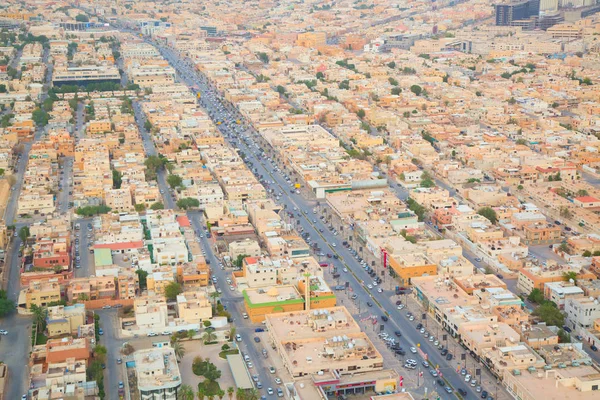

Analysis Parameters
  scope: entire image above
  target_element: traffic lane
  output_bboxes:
[187,212,274,393]
[0,314,32,400]
[97,309,126,400]
[132,102,175,209]
[167,42,491,399]
[222,108,478,398]
[75,218,93,278]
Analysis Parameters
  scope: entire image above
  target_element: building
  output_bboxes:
[46,337,90,364]
[52,66,121,86]
[543,282,584,310]
[243,285,305,323]
[46,304,86,338]
[134,347,182,400]
[134,296,169,331]
[495,0,540,26]
[265,307,385,378]
[175,291,212,324]
[564,296,600,332]
[21,279,61,309]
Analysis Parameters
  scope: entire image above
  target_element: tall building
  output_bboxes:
[495,0,541,25]
[541,0,559,12]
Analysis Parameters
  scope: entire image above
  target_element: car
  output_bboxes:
[0,330,7,335]
[254,336,261,343]
[98,328,104,335]
[102,305,111,309]
[274,377,282,384]
[476,386,481,392]
[366,302,373,307]
[471,379,477,387]
[441,349,448,356]
[437,379,445,386]
[430,369,438,377]
[394,331,402,337]
[236,334,242,342]
[277,388,284,397]
[445,386,453,393]
[416,323,423,329]
[381,315,389,322]
[247,361,253,368]
[409,315,415,321]
[147,332,157,337]
[481,391,488,398]
[461,368,467,375]
[242,313,249,319]
[117,358,122,364]
[377,287,383,293]
[269,366,276,374]
[465,374,471,382]
[252,375,259,382]
[256,382,262,389]
[420,328,426,334]
[410,347,417,353]
[591,344,598,351]
[429,336,435,342]
[343,268,348,272]
[474,258,482,262]
[351,294,358,300]
[458,388,468,396]
[267,388,274,395]
[118,382,124,389]
[367,284,373,289]
[422,360,429,368]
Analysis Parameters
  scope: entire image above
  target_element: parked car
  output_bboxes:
[254,336,261,343]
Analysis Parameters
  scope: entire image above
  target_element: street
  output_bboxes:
[151,42,507,399]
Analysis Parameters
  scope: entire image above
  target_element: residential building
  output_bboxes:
[134,347,182,400]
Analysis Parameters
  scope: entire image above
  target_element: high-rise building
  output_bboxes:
[541,0,559,12]
[495,0,541,25]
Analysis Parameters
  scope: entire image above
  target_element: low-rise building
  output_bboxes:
[133,347,182,400]
[46,304,86,338]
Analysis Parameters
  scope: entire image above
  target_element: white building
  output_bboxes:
[564,296,600,332]
[134,347,181,400]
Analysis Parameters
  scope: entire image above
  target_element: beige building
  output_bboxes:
[176,291,212,324]
[46,304,86,338]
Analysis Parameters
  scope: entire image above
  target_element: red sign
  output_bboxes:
[381,248,388,269]
[399,376,403,387]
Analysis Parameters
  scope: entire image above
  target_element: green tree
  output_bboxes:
[533,302,564,327]
[0,84,7,93]
[276,85,286,95]
[387,61,396,68]
[164,282,182,300]
[32,108,49,126]
[227,387,234,400]
[477,207,498,224]
[203,327,217,344]
[176,197,200,210]
[583,250,592,257]
[150,202,164,210]
[94,345,107,362]
[233,254,249,268]
[167,174,183,189]
[559,206,572,219]
[112,169,122,189]
[178,384,195,400]
[558,242,569,254]
[144,119,152,131]
[0,290,15,318]
[134,203,146,212]
[75,14,89,22]
[527,288,545,304]
[391,87,402,95]
[136,269,148,291]
[356,109,365,119]
[557,329,571,343]
[30,304,47,333]
[388,77,398,86]
[517,185,524,190]
[257,52,269,63]
[563,271,577,283]
[19,226,30,242]
[172,339,185,360]
[316,71,324,80]
[409,84,422,95]
[209,291,220,306]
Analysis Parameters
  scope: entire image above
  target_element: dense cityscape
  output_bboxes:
[1,0,600,400]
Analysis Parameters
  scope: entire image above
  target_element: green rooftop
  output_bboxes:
[93,248,113,266]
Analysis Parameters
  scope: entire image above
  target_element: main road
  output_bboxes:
[149,42,509,399]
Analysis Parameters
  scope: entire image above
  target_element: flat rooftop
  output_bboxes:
[243,285,303,307]
[134,347,181,390]
[265,307,360,340]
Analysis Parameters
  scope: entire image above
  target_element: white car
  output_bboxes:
[0,330,8,335]
[367,284,373,289]
[377,288,383,293]
[343,268,348,273]
[410,347,417,353]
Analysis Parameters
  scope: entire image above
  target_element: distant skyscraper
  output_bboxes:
[495,0,541,25]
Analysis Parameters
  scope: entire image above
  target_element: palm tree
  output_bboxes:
[217,389,225,400]
[203,327,217,344]
[235,388,246,400]
[172,339,185,361]
[246,389,259,400]
[197,386,206,400]
[227,387,234,400]
[30,304,47,333]
[209,291,220,305]
[227,327,236,342]
[563,271,577,284]
[178,385,195,400]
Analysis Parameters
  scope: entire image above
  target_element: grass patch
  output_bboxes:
[197,380,221,396]
[219,349,239,359]
[36,333,48,345]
